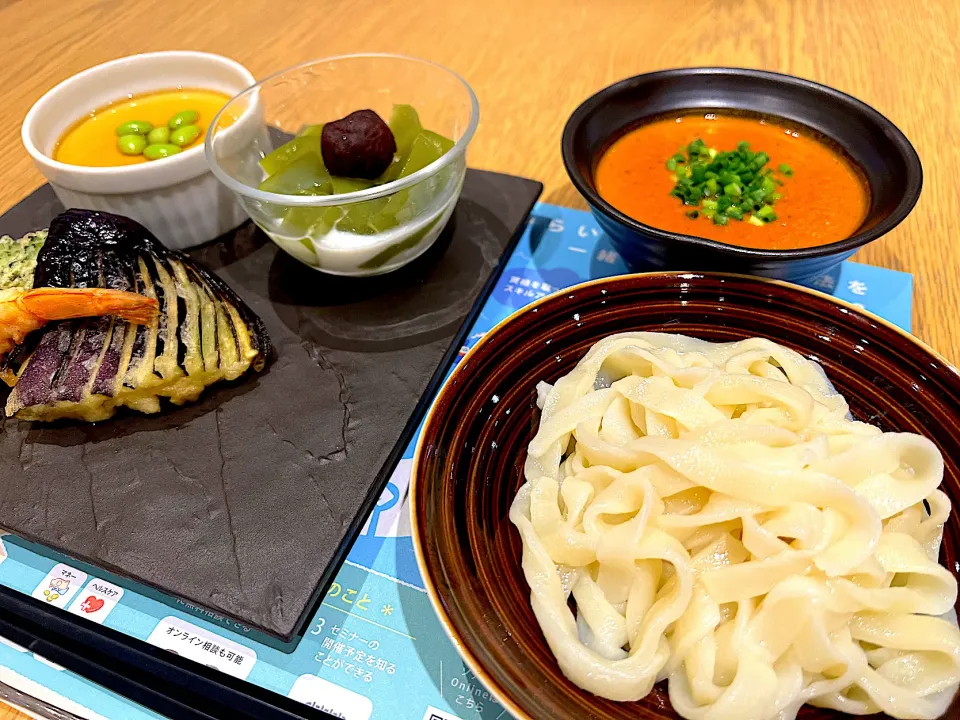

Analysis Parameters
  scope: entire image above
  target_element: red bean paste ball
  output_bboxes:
[321,109,397,180]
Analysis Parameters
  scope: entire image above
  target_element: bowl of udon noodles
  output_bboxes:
[410,272,960,720]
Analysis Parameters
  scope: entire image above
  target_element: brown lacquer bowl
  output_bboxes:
[410,272,960,720]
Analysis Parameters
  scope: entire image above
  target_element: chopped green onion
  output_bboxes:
[718,171,739,186]
[757,204,777,222]
[666,139,793,227]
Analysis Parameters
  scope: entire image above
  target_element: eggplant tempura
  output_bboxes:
[0,209,271,422]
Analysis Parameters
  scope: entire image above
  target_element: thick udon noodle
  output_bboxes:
[509,334,960,719]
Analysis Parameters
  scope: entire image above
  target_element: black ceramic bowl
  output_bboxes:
[562,67,922,284]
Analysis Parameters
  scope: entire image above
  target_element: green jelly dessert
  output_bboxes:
[259,153,332,196]
[257,105,455,237]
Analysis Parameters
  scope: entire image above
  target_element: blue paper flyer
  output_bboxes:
[0,203,914,720]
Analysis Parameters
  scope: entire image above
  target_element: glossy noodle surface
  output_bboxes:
[511,333,959,719]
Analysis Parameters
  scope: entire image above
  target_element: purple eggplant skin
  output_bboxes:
[34,209,272,363]
[12,322,73,408]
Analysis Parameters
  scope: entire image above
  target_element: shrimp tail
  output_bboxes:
[0,288,158,357]
[17,288,158,325]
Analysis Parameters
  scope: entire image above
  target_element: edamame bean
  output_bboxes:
[116,120,153,136]
[143,143,183,161]
[170,124,200,148]
[147,126,170,145]
[117,134,147,156]
[168,110,199,130]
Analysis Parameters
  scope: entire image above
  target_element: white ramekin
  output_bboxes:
[22,51,260,249]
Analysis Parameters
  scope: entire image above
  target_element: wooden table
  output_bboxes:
[1,0,959,717]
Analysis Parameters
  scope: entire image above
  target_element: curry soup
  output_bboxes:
[54,88,233,167]
[595,113,869,250]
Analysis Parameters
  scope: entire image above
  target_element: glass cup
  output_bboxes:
[205,54,479,276]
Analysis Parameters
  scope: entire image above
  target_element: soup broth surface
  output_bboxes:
[595,113,870,250]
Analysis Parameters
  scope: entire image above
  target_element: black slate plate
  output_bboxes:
[0,169,542,640]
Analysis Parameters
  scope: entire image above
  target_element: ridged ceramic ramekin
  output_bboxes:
[22,51,262,249]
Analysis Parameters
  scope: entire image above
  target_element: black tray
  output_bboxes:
[0,169,542,641]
